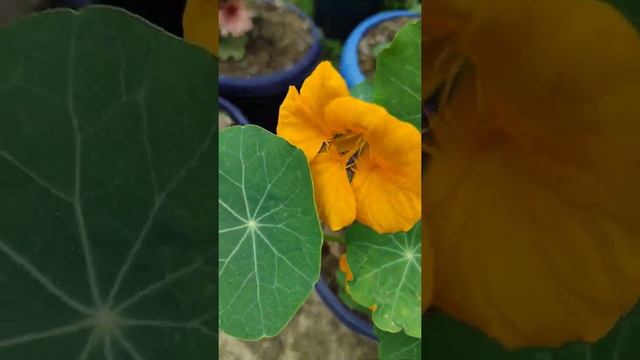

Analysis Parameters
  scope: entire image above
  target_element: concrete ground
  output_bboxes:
[220,291,379,360]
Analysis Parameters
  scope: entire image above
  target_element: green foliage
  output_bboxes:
[0,7,217,358]
[350,80,374,102]
[219,35,248,61]
[425,302,640,359]
[384,0,420,10]
[336,271,372,315]
[345,222,422,338]
[218,125,323,340]
[320,36,343,69]
[377,327,422,360]
[373,20,421,129]
[282,0,314,17]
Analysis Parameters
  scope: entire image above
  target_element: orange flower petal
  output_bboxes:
[277,61,349,161]
[339,253,353,282]
[351,159,421,233]
[426,0,640,348]
[182,0,218,55]
[322,99,421,233]
[278,86,327,161]
[310,151,356,231]
[323,97,387,136]
[299,61,350,116]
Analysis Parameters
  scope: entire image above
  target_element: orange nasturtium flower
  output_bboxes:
[183,0,218,55]
[425,0,640,349]
[277,61,421,233]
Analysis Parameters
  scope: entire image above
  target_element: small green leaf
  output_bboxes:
[336,269,372,314]
[0,7,217,359]
[425,301,640,359]
[373,20,421,130]
[218,125,322,340]
[372,41,392,58]
[350,80,374,102]
[376,326,421,360]
[345,222,421,338]
[219,35,248,61]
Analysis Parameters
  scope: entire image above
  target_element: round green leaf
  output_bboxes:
[425,301,640,359]
[373,19,421,130]
[376,326,422,360]
[218,125,322,340]
[0,7,217,359]
[345,222,422,338]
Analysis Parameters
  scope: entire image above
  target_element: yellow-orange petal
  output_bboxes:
[310,151,356,231]
[278,86,327,161]
[426,0,640,348]
[323,98,421,233]
[277,62,349,161]
[339,253,353,283]
[299,61,350,116]
[323,96,388,136]
[182,0,218,55]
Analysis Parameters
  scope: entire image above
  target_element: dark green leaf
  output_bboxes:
[0,7,217,359]
[425,302,640,360]
[377,326,421,360]
[218,125,322,340]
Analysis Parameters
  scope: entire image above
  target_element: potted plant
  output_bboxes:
[218,17,422,360]
[340,7,421,88]
[215,0,322,133]
[0,5,217,358]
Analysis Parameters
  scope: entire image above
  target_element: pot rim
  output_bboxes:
[340,10,420,88]
[219,96,250,125]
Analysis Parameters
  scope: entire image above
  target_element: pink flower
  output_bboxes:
[219,0,253,37]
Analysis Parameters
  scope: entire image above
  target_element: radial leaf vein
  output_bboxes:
[255,228,312,283]
[67,20,102,308]
[251,151,296,219]
[0,320,92,348]
[107,124,215,306]
[115,250,210,311]
[0,239,92,314]
[0,151,73,202]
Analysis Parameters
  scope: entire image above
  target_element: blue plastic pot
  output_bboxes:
[340,10,420,88]
[219,4,322,133]
[219,97,249,125]
[315,274,378,341]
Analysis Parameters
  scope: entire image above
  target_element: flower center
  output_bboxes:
[323,132,369,179]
